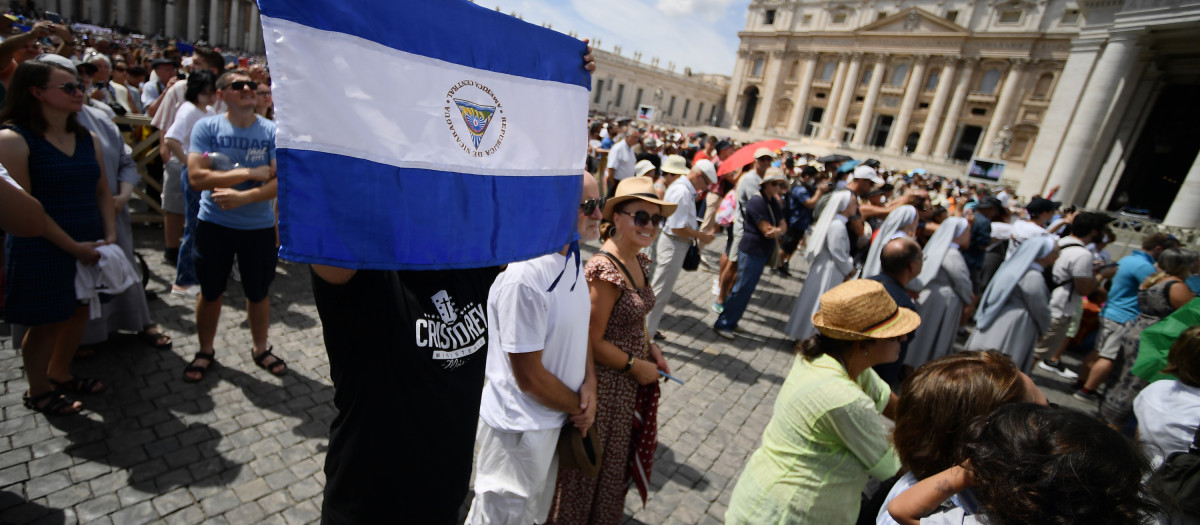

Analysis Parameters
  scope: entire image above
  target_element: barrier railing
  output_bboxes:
[1084,208,1199,260]
[112,114,164,224]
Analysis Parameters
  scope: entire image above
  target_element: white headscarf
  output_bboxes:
[974,235,1055,330]
[805,190,852,261]
[859,205,917,279]
[913,217,969,290]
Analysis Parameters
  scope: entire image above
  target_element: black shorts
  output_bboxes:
[780,226,805,255]
[194,220,277,302]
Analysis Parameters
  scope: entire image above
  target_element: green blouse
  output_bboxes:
[726,353,900,524]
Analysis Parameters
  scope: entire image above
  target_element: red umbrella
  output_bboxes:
[716,139,788,176]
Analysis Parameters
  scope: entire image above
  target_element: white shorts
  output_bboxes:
[465,420,561,525]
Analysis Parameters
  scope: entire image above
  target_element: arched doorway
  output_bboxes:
[905,132,920,153]
[739,86,760,129]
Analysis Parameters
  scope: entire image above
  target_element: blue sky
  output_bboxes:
[480,0,752,75]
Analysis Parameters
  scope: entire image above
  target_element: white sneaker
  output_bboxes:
[171,284,200,298]
[713,327,735,341]
[711,277,720,296]
[1037,359,1079,380]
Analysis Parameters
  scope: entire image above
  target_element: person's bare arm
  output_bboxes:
[509,351,582,415]
[590,279,659,385]
[888,464,975,525]
[0,178,45,236]
[164,137,186,164]
[186,151,273,191]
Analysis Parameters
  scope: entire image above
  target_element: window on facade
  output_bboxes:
[615,84,625,108]
[697,103,705,122]
[751,57,765,78]
[831,11,847,24]
[924,72,939,91]
[971,107,987,116]
[668,95,676,116]
[788,61,800,81]
[860,70,872,85]
[594,80,604,103]
[821,61,837,81]
[765,9,776,24]
[945,10,959,23]
[634,87,644,108]
[709,105,718,122]
[978,69,1002,94]
[1032,73,1054,99]
[803,14,813,25]
[889,64,909,86]
[855,96,865,102]
[919,102,930,109]
[998,9,1022,23]
[877,11,888,20]
[816,92,827,99]
[683,99,691,119]
[1061,9,1080,24]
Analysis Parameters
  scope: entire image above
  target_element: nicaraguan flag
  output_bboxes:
[257,0,589,270]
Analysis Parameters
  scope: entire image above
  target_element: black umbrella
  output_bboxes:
[816,154,852,163]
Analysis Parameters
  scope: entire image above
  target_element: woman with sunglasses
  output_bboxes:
[547,177,676,524]
[714,169,788,339]
[0,60,116,416]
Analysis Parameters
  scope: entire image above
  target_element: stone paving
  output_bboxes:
[0,225,1093,524]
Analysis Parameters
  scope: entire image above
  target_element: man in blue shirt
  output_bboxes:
[1074,232,1179,401]
[182,69,283,383]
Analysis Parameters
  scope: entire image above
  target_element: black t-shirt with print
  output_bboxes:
[312,267,501,525]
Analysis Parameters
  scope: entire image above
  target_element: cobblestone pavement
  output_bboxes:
[0,225,1093,524]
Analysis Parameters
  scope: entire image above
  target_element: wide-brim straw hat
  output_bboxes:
[811,280,921,341]
[603,177,678,221]
[661,154,690,175]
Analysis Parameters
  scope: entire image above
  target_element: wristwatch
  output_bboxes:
[622,354,635,373]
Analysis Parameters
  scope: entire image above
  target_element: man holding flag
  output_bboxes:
[255,1,597,522]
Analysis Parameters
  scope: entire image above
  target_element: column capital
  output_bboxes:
[737,49,751,58]
[849,51,865,61]
[771,49,787,58]
[1009,57,1031,69]
[796,50,819,59]
[912,53,931,62]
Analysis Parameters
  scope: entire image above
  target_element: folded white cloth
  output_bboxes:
[75,243,140,319]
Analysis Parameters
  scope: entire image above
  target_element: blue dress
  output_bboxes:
[4,125,102,326]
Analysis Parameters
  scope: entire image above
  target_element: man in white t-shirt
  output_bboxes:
[1006,197,1059,259]
[466,173,601,524]
[646,156,716,339]
[605,126,640,197]
[1034,212,1112,379]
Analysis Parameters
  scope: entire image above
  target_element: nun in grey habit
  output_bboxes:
[784,191,856,341]
[905,218,974,368]
[858,204,917,280]
[965,235,1057,374]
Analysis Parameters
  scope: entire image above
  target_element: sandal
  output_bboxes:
[182,351,217,383]
[23,391,82,416]
[252,346,287,377]
[49,375,106,395]
[139,328,173,349]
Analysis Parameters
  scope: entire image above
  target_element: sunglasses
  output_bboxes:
[52,81,87,95]
[616,210,667,229]
[225,80,258,91]
[113,66,127,72]
[579,198,603,216]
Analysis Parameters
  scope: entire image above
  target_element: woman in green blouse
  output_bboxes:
[726,279,921,524]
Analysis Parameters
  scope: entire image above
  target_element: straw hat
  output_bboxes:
[811,280,921,341]
[760,167,787,186]
[603,177,678,220]
[661,155,690,176]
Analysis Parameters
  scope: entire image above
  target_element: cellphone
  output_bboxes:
[45,11,62,23]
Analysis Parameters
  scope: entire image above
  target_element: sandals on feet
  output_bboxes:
[23,391,82,416]
[49,376,106,395]
[139,328,173,349]
[183,351,217,383]
[252,346,287,377]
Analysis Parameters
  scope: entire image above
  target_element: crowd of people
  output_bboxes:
[2,8,1200,525]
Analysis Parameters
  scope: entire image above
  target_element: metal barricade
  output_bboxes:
[113,114,164,224]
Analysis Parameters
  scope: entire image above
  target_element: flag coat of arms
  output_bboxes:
[256,0,590,270]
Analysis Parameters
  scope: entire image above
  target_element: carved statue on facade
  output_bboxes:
[991,125,1014,157]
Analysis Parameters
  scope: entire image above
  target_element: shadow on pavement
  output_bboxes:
[0,490,67,524]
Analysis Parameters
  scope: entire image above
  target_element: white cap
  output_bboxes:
[694,159,717,184]
[753,147,776,160]
[635,159,657,178]
[852,165,885,186]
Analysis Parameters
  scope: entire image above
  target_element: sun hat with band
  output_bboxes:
[603,177,677,221]
[759,167,788,187]
[661,154,690,176]
[811,280,921,341]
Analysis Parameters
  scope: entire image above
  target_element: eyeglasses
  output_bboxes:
[225,80,258,91]
[51,81,87,95]
[579,198,603,216]
[616,210,667,229]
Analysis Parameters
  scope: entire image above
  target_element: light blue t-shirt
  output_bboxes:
[1100,251,1157,324]
[190,114,277,230]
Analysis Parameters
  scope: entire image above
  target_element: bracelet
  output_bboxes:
[622,354,635,373]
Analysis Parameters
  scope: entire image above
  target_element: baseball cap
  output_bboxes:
[694,159,717,184]
[852,165,885,186]
[975,196,1003,209]
[754,147,776,160]
[715,140,734,153]
[1025,197,1061,215]
[151,58,178,69]
[33,53,78,70]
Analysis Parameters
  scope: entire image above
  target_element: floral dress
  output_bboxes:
[547,252,655,525]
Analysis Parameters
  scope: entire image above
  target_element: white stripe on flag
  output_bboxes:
[261,15,588,177]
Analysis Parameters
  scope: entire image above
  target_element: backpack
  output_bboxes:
[1043,241,1088,292]
[1152,423,1200,517]
[716,190,738,227]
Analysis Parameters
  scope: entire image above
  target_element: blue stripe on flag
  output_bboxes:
[257,0,590,89]
[276,149,582,270]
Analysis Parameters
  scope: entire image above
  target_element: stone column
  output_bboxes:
[163,0,177,38]
[1022,38,1103,196]
[138,0,153,34]
[1042,31,1142,205]
[932,58,977,158]
[724,50,749,130]
[751,50,788,132]
[819,55,849,140]
[227,0,242,50]
[208,0,222,45]
[115,0,128,26]
[851,56,886,146]
[914,59,958,156]
[980,59,1029,157]
[92,0,106,24]
[828,53,863,143]
[187,0,202,42]
[1163,151,1200,228]
[247,1,261,54]
[787,52,818,135]
[885,55,928,153]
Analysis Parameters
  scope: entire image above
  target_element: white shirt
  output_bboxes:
[165,102,215,160]
[608,138,636,182]
[663,176,698,236]
[1134,380,1200,469]
[479,251,591,432]
[0,164,19,189]
[1049,237,1093,318]
[1006,220,1050,260]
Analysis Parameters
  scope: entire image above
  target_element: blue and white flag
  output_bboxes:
[257,0,589,270]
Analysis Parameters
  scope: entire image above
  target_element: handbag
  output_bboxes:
[1152,422,1200,517]
[682,241,701,272]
